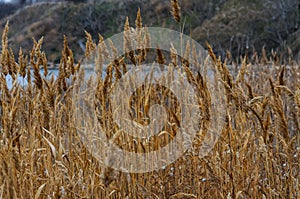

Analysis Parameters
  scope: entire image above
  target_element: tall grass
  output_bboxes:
[0,8,299,199]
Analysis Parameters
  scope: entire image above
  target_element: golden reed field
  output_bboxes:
[0,3,299,199]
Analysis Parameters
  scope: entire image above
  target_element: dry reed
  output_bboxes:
[0,9,299,199]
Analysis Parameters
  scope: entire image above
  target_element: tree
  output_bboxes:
[264,0,299,47]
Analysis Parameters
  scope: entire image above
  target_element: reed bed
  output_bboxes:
[0,9,299,199]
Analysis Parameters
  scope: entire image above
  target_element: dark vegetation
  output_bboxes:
[0,2,21,19]
[0,0,299,63]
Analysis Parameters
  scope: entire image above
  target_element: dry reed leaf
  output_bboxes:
[43,136,57,159]
[170,192,197,199]
[0,184,4,198]
[294,88,300,108]
[108,189,118,197]
[34,183,46,199]
[235,190,244,199]
[157,131,175,139]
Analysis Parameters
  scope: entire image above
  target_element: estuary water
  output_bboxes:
[4,64,219,90]
[5,68,97,89]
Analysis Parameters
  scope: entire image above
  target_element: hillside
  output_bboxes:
[0,0,299,62]
[192,0,300,59]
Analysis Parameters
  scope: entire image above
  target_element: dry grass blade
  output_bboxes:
[295,88,300,108]
[170,192,197,199]
[34,183,46,199]
[43,136,57,159]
